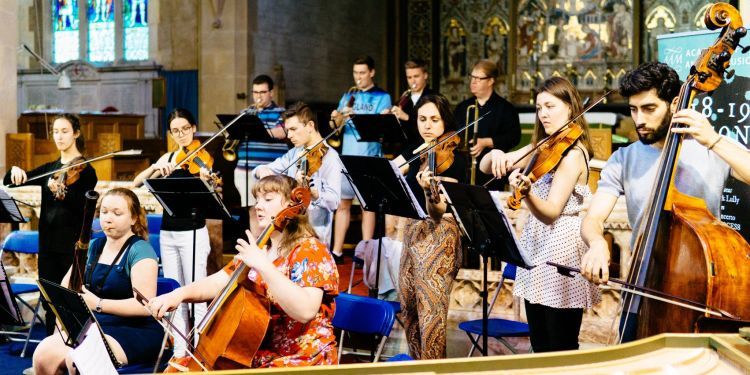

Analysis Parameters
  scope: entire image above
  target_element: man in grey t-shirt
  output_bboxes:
[580,62,750,284]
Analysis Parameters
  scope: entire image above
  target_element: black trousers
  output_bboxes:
[524,300,583,353]
[38,251,75,335]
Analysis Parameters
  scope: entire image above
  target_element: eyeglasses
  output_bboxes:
[252,90,270,95]
[170,125,193,136]
[469,75,491,82]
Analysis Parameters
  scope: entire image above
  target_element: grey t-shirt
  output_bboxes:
[597,138,731,246]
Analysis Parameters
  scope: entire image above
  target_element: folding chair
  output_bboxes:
[333,293,396,363]
[458,263,530,356]
[347,255,403,327]
[117,277,180,374]
[0,231,44,357]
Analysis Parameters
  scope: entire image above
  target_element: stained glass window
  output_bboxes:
[52,0,80,63]
[87,0,115,62]
[124,0,149,60]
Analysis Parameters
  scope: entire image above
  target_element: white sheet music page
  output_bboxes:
[70,324,118,375]
[389,160,428,219]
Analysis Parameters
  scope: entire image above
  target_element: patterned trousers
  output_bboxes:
[399,216,461,360]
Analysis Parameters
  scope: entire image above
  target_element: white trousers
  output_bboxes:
[160,227,210,357]
[234,167,258,207]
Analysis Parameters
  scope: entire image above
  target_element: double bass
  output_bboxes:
[621,2,750,341]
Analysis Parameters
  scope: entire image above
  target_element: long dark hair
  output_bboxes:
[414,94,457,134]
[53,113,85,153]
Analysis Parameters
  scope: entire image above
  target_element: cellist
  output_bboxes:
[253,102,342,249]
[479,77,599,352]
[580,62,750,282]
[148,175,340,368]
[132,108,213,357]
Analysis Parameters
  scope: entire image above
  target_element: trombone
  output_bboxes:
[464,100,479,185]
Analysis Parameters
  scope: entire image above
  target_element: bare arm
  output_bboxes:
[132,153,171,187]
[148,268,230,319]
[479,144,532,178]
[580,191,619,283]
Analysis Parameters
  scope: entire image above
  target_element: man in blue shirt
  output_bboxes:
[329,55,391,260]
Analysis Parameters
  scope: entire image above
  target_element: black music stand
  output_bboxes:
[143,177,233,333]
[217,113,283,209]
[0,189,26,230]
[37,278,120,366]
[340,155,426,298]
[350,114,408,144]
[0,263,23,326]
[440,181,531,356]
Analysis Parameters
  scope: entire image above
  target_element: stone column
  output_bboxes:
[0,1,18,173]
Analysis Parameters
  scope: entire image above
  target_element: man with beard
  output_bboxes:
[579,62,750,286]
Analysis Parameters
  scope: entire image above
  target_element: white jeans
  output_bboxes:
[160,227,210,357]
[234,167,258,207]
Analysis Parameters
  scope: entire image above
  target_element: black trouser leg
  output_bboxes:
[38,252,75,335]
[524,300,583,353]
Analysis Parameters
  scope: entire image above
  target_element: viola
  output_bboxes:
[418,132,460,203]
[51,156,86,200]
[163,186,312,371]
[297,142,329,188]
[506,121,584,210]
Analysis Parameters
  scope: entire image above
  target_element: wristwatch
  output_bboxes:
[95,298,103,313]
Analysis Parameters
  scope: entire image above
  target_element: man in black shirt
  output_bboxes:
[454,60,520,185]
[386,59,437,147]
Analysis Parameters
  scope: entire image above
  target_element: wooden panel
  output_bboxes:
[18,113,145,142]
[91,158,150,181]
[589,128,613,161]
[5,133,34,171]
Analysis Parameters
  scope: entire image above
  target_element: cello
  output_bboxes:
[621,2,750,341]
[144,186,311,371]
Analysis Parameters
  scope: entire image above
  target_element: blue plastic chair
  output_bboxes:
[146,214,162,234]
[0,231,44,357]
[458,263,530,356]
[117,277,179,374]
[333,293,396,363]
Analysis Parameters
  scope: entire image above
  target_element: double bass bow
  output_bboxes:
[617,2,750,342]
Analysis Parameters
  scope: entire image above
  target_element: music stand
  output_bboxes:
[37,278,120,366]
[217,112,285,209]
[0,189,26,227]
[350,114,408,144]
[340,155,426,298]
[440,181,531,356]
[143,177,234,336]
[0,263,23,326]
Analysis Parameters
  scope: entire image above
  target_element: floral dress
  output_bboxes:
[224,238,339,367]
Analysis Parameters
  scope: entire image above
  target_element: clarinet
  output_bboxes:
[68,190,100,293]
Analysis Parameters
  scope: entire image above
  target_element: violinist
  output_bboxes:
[391,94,465,359]
[580,63,750,284]
[480,77,600,352]
[132,108,212,357]
[253,102,342,248]
[148,175,340,368]
[32,188,161,374]
[3,113,98,335]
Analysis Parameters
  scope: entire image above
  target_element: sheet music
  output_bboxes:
[0,188,25,223]
[489,191,531,265]
[70,324,118,375]
[389,160,428,219]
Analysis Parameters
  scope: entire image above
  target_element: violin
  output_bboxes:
[160,186,311,371]
[174,140,223,190]
[418,132,460,203]
[51,156,86,200]
[506,121,584,210]
[297,142,329,188]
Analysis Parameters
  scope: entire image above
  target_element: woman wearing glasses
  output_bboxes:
[453,60,521,188]
[133,108,212,358]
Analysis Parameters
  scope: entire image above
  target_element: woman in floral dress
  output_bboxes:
[149,175,339,368]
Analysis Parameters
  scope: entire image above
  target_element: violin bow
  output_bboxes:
[398,111,491,169]
[132,287,210,371]
[547,262,739,319]
[482,90,614,188]
[12,149,142,186]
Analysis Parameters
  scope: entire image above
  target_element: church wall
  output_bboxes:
[151,0,199,71]
[1,0,18,173]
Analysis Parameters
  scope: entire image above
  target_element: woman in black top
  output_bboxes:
[391,94,465,359]
[4,113,98,334]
